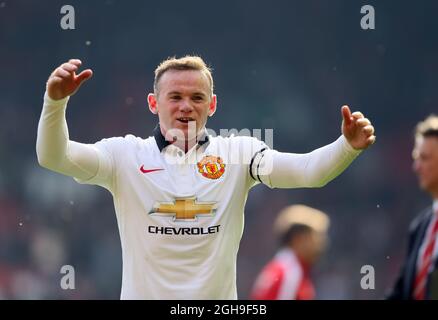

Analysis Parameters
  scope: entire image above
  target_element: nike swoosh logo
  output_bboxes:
[140,165,164,174]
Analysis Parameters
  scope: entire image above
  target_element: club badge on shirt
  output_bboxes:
[197,155,225,180]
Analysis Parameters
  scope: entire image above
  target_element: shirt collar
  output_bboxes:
[433,200,438,216]
[152,123,210,152]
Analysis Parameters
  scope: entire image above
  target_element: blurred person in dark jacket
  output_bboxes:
[250,204,329,300]
[387,115,438,300]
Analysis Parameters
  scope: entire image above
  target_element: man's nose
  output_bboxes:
[179,98,193,113]
[412,160,420,173]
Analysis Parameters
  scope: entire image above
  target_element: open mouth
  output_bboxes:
[177,117,195,124]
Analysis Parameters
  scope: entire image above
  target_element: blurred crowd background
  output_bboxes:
[1,0,437,299]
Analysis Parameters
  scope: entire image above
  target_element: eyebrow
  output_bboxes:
[166,91,207,97]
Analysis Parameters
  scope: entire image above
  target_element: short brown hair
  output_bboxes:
[153,55,214,96]
[274,205,330,238]
[415,114,438,139]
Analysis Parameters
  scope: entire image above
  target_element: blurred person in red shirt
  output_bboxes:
[250,205,329,300]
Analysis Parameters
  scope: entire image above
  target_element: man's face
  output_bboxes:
[413,136,438,196]
[305,231,328,265]
[148,69,216,141]
[293,230,328,266]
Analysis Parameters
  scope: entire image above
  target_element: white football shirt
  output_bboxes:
[75,126,267,299]
[37,93,362,300]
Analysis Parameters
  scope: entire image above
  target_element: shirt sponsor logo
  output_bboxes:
[148,197,219,236]
[149,197,217,221]
[148,225,220,235]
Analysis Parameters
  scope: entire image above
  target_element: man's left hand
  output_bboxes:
[341,105,376,150]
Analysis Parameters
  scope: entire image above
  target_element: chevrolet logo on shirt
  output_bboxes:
[149,197,217,221]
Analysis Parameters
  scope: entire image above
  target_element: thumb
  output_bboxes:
[75,69,93,85]
[341,105,352,126]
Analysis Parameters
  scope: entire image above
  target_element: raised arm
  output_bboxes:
[36,59,107,181]
[252,105,376,188]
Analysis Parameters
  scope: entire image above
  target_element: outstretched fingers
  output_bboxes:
[75,69,93,84]
[60,62,79,73]
[68,59,82,67]
[53,67,71,78]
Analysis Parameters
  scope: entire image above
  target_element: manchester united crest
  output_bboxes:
[197,155,225,180]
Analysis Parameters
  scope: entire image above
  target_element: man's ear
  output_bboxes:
[148,93,158,114]
[208,94,217,117]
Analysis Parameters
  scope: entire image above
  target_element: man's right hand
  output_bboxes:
[46,59,93,100]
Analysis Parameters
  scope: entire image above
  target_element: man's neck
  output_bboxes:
[287,247,311,272]
[161,127,206,153]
